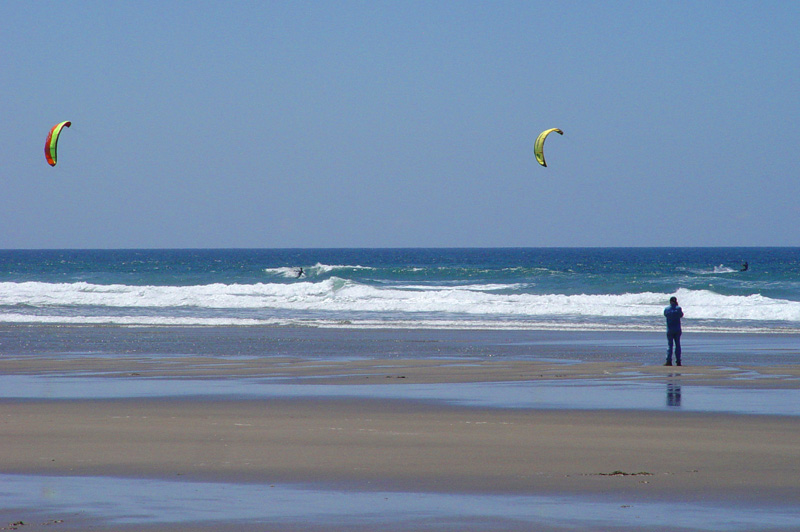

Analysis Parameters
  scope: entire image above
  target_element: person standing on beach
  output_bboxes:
[664,296,683,366]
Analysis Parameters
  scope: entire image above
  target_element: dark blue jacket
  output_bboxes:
[664,304,683,332]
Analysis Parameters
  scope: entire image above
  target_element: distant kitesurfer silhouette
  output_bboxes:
[296,267,304,278]
[740,262,748,272]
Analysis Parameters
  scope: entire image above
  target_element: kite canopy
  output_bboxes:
[534,128,563,167]
[45,121,71,166]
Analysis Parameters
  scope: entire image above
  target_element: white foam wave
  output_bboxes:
[262,263,373,278]
[309,263,374,274]
[1,282,799,324]
[263,267,305,278]
[695,264,739,275]
[1,313,798,334]
[0,313,268,327]
[400,283,526,292]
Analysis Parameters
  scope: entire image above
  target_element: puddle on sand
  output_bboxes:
[2,474,799,531]
[2,374,800,416]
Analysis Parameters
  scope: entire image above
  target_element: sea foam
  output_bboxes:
[1,281,799,327]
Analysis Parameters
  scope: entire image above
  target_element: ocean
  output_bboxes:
[1,247,799,333]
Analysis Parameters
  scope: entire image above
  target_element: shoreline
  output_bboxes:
[2,324,800,367]
[3,348,800,389]
[2,327,799,530]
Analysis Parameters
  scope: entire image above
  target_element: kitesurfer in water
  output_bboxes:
[296,267,304,278]
[740,261,748,272]
[663,296,683,366]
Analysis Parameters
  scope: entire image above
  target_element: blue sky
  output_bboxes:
[4,1,799,248]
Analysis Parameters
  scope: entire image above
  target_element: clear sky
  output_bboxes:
[4,1,799,248]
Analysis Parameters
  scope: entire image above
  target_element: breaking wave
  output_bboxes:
[1,281,799,332]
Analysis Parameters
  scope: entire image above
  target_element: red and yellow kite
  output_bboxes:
[45,121,71,166]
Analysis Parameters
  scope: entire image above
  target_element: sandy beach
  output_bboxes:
[3,394,799,500]
[2,328,800,531]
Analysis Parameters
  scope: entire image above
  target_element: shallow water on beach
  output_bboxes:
[2,374,799,417]
[2,473,799,531]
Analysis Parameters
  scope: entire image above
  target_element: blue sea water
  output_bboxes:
[1,247,799,333]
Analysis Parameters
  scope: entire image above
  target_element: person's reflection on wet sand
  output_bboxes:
[666,373,682,407]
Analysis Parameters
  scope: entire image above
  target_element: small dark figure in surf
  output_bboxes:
[663,296,683,367]
[296,267,304,278]
[740,261,748,272]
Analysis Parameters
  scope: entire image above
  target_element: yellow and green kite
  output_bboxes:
[534,128,563,167]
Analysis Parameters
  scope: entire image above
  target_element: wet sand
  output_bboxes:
[2,344,800,530]
[2,395,799,500]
